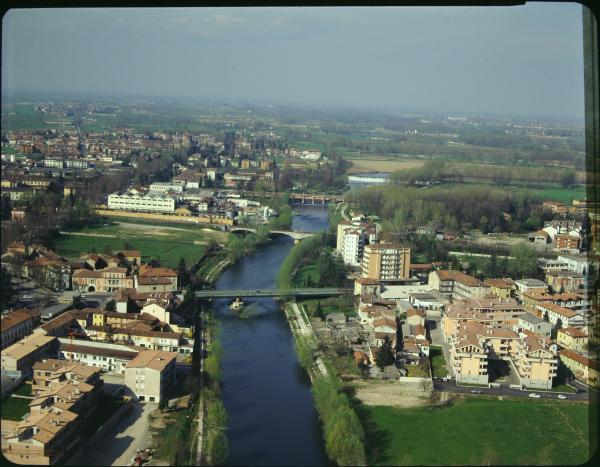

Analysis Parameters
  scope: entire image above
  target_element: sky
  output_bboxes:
[1,3,586,120]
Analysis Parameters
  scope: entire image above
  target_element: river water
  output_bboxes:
[213,205,330,466]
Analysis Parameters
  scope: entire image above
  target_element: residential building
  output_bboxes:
[336,220,377,267]
[556,327,588,352]
[514,313,553,337]
[1,406,80,465]
[72,267,134,293]
[554,234,582,252]
[545,270,585,293]
[428,270,490,300]
[536,302,585,328]
[558,253,589,275]
[137,265,179,291]
[483,278,516,299]
[1,309,40,350]
[58,339,138,374]
[559,349,598,387]
[514,278,547,300]
[124,349,177,403]
[362,243,410,281]
[1,334,58,376]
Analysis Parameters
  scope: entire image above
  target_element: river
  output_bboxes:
[212,205,330,466]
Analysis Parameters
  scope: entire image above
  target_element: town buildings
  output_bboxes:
[123,349,177,403]
[362,243,410,281]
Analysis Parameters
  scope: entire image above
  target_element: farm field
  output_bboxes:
[346,157,424,174]
[359,398,595,465]
[54,221,226,268]
[529,186,587,204]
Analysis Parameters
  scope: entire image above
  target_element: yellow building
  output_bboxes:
[557,327,588,352]
[361,243,410,281]
[483,278,516,299]
[560,349,599,387]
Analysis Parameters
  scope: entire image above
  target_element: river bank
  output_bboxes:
[204,205,330,465]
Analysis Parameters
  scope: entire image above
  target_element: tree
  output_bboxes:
[178,257,189,288]
[0,267,15,311]
[543,311,549,321]
[560,170,576,188]
[105,299,116,312]
[315,302,324,320]
[484,253,499,278]
[375,336,395,370]
[510,242,538,278]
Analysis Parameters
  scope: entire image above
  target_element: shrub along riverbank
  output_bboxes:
[201,313,229,466]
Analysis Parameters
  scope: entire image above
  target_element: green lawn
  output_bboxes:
[429,346,448,378]
[12,383,32,397]
[530,186,587,205]
[359,398,595,465]
[300,297,357,318]
[1,396,31,421]
[53,221,225,269]
[293,263,320,287]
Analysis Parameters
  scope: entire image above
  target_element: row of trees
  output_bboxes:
[312,374,367,466]
[353,184,544,234]
[225,228,271,262]
[389,160,579,189]
[202,317,229,466]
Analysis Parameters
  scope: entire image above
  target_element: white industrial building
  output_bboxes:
[108,191,176,212]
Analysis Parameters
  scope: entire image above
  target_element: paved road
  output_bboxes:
[83,402,157,466]
[433,379,595,402]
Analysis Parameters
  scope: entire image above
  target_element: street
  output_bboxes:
[433,377,596,402]
[82,402,157,466]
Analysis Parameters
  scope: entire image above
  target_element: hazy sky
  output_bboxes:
[2,4,585,119]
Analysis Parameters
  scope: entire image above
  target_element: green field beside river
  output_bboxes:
[360,398,595,465]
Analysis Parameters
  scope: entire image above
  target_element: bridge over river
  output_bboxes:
[195,288,352,298]
[230,227,316,241]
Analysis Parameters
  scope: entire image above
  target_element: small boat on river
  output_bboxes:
[229,297,245,313]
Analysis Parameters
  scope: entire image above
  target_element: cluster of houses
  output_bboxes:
[528,218,585,253]
[0,245,187,464]
[324,215,596,388]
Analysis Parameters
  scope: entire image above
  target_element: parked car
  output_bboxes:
[557,394,567,400]
[470,389,482,394]
[528,393,541,398]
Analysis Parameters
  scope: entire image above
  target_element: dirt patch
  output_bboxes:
[351,380,432,408]
[346,158,424,174]
[150,418,167,430]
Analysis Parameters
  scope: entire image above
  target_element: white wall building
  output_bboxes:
[149,182,184,193]
[108,192,176,213]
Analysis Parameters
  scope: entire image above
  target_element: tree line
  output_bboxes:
[352,183,546,234]
[389,160,580,189]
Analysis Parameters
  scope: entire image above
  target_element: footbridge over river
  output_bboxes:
[230,227,316,241]
[195,288,352,299]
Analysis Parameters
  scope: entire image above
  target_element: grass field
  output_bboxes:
[530,186,587,204]
[300,297,356,317]
[54,221,225,269]
[359,398,595,465]
[1,396,31,421]
[429,346,448,378]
